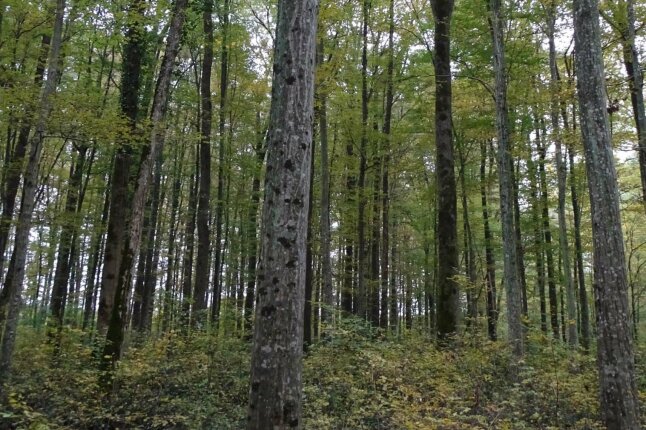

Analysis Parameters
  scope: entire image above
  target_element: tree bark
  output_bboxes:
[210,0,230,326]
[488,0,523,356]
[573,0,640,424]
[480,140,497,341]
[246,0,318,427]
[193,0,214,325]
[431,0,458,340]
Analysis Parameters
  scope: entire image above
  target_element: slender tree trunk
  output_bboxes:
[573,0,640,424]
[49,145,87,336]
[210,0,230,326]
[512,160,528,316]
[0,34,50,285]
[181,152,199,330]
[528,149,547,333]
[547,7,577,346]
[431,0,458,340]
[381,0,394,330]
[83,173,110,331]
[481,141,497,341]
[356,0,370,319]
[537,122,560,339]
[0,0,65,385]
[162,144,183,333]
[317,39,334,326]
[488,0,523,356]
[246,0,318,427]
[193,0,214,326]
[568,146,590,350]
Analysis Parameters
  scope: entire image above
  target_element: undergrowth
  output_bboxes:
[1,319,642,429]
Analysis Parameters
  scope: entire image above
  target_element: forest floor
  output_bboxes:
[1,319,645,429]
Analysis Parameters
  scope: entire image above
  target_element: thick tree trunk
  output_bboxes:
[431,0,458,340]
[97,0,145,335]
[488,0,523,356]
[573,0,640,425]
[246,0,318,427]
[0,0,65,385]
[101,0,189,375]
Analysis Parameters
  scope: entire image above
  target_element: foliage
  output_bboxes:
[2,321,639,429]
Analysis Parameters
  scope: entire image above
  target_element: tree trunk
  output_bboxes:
[49,144,87,336]
[356,0,370,319]
[210,0,230,326]
[431,0,458,340]
[537,122,560,340]
[101,0,189,376]
[488,0,523,357]
[480,140,497,341]
[573,0,640,425]
[547,8,577,347]
[193,0,214,326]
[246,0,318,427]
[0,33,50,284]
[0,0,65,385]
[381,0,394,330]
[317,38,334,326]
[96,0,145,335]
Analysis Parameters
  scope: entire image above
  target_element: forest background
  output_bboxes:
[0,0,645,428]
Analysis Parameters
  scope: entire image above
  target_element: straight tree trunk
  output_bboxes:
[480,141,497,340]
[568,146,590,350]
[573,0,640,425]
[356,0,370,319]
[537,123,560,339]
[431,0,458,340]
[210,0,230,325]
[49,144,87,334]
[317,39,334,326]
[488,0,523,356]
[528,149,547,333]
[0,0,65,385]
[246,0,318,427]
[547,7,577,346]
[381,0,394,330]
[193,0,214,325]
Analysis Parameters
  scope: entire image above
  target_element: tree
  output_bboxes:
[246,0,318,427]
[488,0,524,357]
[0,0,66,385]
[431,0,459,340]
[573,0,640,425]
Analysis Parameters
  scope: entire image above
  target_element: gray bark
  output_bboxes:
[488,0,523,357]
[246,0,318,427]
[573,0,640,425]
